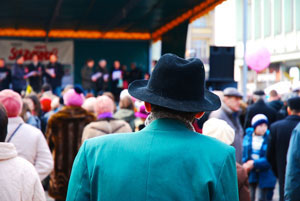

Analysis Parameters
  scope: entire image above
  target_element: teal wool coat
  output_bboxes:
[66,118,239,201]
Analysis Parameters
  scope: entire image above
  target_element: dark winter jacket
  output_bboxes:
[11,63,26,91]
[44,62,64,89]
[128,68,142,84]
[94,66,109,93]
[244,99,277,129]
[0,66,11,90]
[27,62,43,92]
[243,128,276,188]
[267,115,300,201]
[268,100,283,111]
[81,65,94,91]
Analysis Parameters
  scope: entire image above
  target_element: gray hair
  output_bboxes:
[145,104,197,131]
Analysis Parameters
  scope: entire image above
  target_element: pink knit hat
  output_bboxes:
[94,95,114,115]
[0,89,23,117]
[63,89,85,107]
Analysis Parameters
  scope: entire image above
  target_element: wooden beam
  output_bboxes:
[14,0,22,29]
[151,0,225,41]
[74,0,97,31]
[0,28,150,40]
[124,0,162,32]
[46,0,64,40]
[102,0,141,31]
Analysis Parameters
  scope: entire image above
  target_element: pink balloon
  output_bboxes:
[246,47,271,73]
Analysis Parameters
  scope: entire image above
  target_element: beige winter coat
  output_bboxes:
[7,117,53,181]
[82,118,132,143]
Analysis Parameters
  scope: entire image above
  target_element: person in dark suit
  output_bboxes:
[26,54,43,93]
[110,60,123,101]
[11,55,26,94]
[81,58,95,94]
[266,97,300,201]
[127,62,142,84]
[44,54,64,96]
[244,90,277,129]
[268,90,283,111]
[93,59,109,95]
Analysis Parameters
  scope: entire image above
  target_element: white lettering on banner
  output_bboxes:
[0,40,74,64]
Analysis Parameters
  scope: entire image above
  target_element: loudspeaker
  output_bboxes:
[208,46,235,81]
[206,46,235,91]
[206,80,237,91]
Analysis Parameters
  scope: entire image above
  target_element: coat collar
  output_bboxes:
[143,118,195,134]
[285,115,300,121]
[255,99,266,106]
[8,117,24,125]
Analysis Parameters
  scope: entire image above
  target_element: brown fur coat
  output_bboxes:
[46,106,96,200]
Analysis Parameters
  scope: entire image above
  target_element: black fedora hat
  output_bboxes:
[128,54,221,112]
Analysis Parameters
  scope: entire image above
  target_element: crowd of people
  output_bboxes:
[0,53,299,201]
[81,58,148,100]
[0,54,64,95]
[0,54,148,100]
[194,87,300,201]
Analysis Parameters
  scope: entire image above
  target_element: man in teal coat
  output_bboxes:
[67,54,239,201]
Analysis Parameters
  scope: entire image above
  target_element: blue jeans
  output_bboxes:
[250,183,274,201]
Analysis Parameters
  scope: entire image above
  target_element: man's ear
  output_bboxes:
[287,107,292,115]
[144,102,152,113]
[195,112,205,119]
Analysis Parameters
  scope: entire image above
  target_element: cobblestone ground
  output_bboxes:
[45,182,280,201]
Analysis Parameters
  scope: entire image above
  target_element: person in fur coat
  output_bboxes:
[46,87,95,201]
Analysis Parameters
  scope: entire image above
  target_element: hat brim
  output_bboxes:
[128,80,221,112]
[224,94,243,98]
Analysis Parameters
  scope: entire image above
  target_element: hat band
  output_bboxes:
[252,119,268,129]
[146,86,204,101]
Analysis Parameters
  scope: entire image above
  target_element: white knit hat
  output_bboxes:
[251,114,268,128]
[202,118,235,145]
[120,89,130,100]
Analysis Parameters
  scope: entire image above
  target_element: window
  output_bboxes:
[236,0,252,40]
[284,0,293,33]
[296,0,300,30]
[255,0,261,39]
[264,0,271,37]
[192,17,207,28]
[274,0,282,35]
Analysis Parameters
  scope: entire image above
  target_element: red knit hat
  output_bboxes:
[40,98,52,113]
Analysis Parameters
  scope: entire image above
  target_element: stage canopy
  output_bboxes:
[0,0,224,40]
